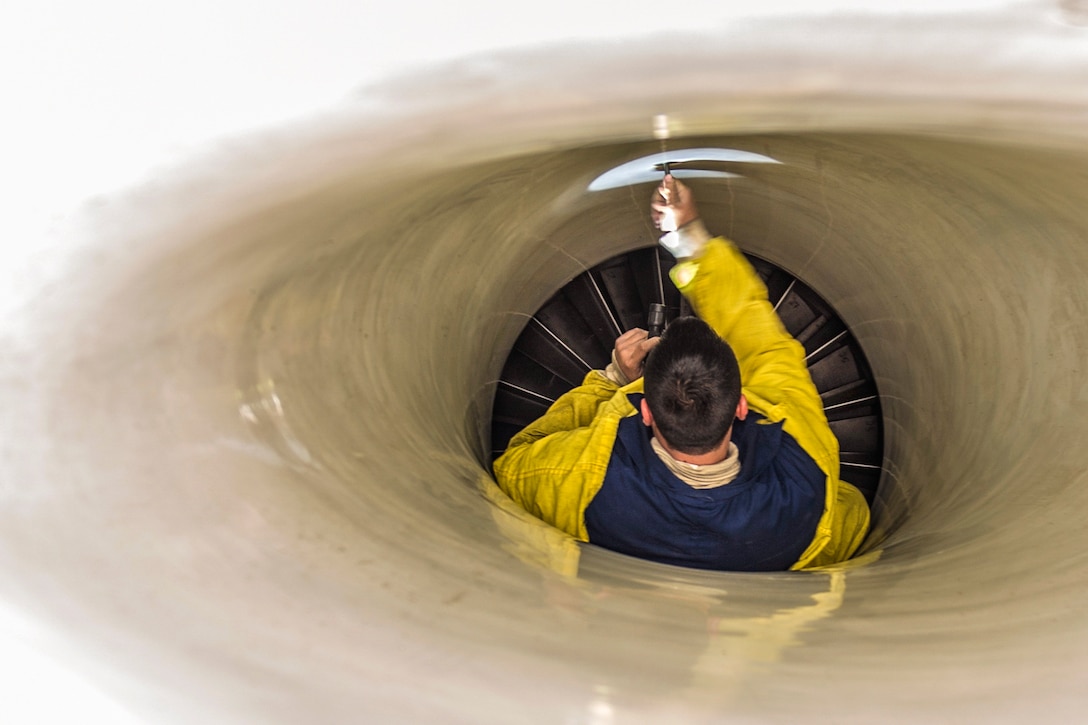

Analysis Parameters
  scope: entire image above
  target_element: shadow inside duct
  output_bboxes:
[490,245,885,504]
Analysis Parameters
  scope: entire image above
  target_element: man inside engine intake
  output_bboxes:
[492,175,870,571]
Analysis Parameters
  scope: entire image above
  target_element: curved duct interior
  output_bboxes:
[5,6,1088,723]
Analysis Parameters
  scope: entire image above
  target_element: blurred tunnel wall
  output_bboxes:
[3,2,1088,723]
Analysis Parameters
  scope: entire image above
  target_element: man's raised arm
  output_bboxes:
[652,176,838,469]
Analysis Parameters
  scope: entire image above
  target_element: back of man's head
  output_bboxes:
[642,316,741,455]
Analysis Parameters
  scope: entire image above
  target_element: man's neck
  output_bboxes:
[651,424,733,466]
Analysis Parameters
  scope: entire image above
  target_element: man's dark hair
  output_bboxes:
[642,316,742,455]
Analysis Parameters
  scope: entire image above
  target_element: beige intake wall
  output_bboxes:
[5,4,1088,724]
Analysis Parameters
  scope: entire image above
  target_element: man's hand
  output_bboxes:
[651,173,710,260]
[650,174,699,232]
[614,328,660,382]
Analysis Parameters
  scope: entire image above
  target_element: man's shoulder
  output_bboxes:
[733,414,825,490]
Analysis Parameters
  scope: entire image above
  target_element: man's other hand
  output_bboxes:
[615,328,660,382]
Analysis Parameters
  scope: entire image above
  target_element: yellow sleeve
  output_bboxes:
[505,371,618,448]
[671,238,842,568]
[493,372,641,541]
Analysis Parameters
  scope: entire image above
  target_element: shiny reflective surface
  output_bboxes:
[586,148,778,190]
[4,3,1088,723]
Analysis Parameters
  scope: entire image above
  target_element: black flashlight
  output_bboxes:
[647,303,666,338]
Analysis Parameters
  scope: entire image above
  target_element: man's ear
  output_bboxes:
[736,394,749,421]
[640,398,654,427]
